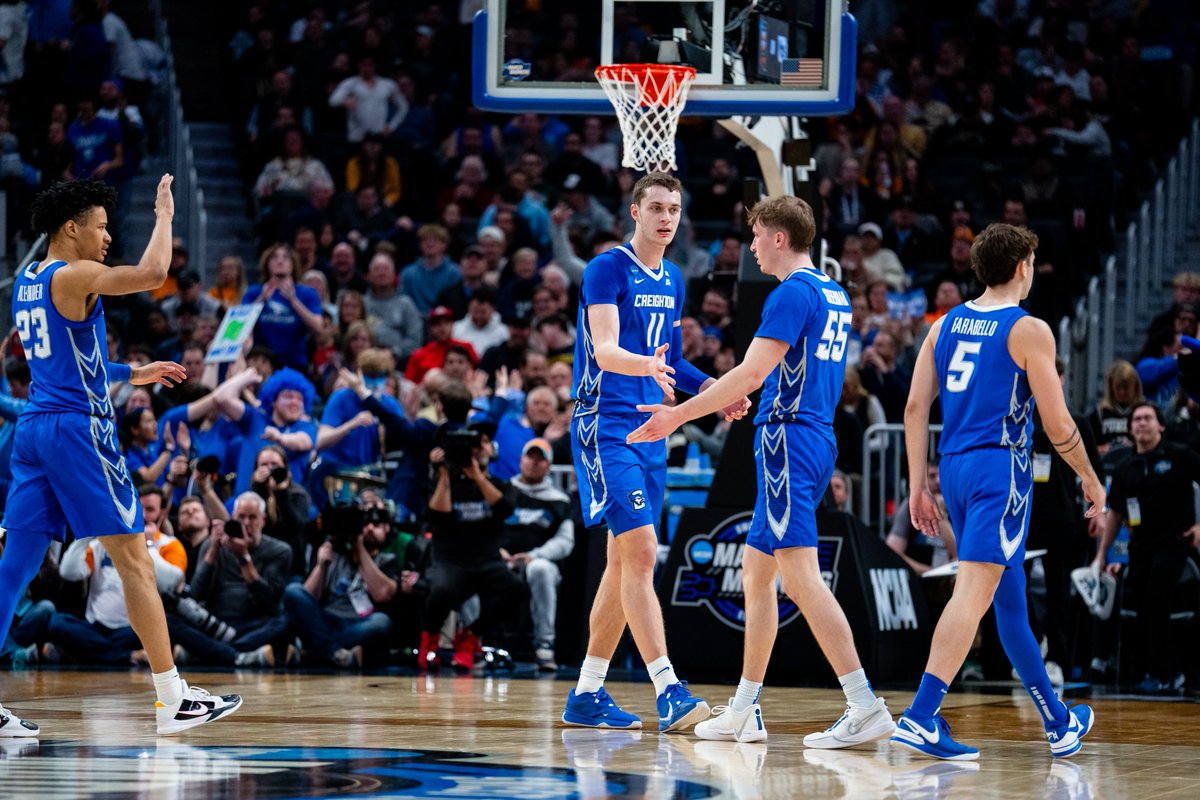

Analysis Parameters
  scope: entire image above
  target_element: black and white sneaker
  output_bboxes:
[156,682,243,735]
[0,704,39,737]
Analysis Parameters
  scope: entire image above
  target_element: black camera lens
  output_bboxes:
[364,507,389,525]
[270,466,289,484]
[224,520,244,539]
[196,455,220,475]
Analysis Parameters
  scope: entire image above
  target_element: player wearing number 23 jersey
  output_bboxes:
[4,259,144,539]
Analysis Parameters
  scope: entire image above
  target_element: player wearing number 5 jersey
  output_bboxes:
[629,196,894,748]
[893,223,1106,761]
[0,178,241,739]
[563,172,750,734]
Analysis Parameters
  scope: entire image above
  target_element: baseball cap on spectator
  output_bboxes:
[478,226,506,244]
[467,419,498,440]
[1175,302,1198,319]
[428,305,455,321]
[857,222,883,239]
[503,314,531,328]
[415,25,435,38]
[952,226,975,243]
[463,244,485,258]
[523,438,553,460]
[702,325,725,342]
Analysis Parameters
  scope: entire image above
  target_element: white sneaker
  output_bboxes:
[156,682,243,735]
[803,697,895,749]
[693,699,767,743]
[0,704,39,737]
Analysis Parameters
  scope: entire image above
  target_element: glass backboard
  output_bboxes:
[473,0,856,117]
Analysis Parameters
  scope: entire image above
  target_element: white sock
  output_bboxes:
[153,667,184,708]
[731,677,763,713]
[648,656,679,696]
[838,668,876,709]
[576,656,609,695]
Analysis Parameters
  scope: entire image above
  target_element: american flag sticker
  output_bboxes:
[781,58,823,86]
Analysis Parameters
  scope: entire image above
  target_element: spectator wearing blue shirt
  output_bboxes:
[120,407,180,487]
[243,244,326,371]
[66,95,123,183]
[159,384,244,478]
[400,224,460,313]
[213,366,318,494]
[316,348,400,469]
[486,385,565,481]
[0,357,31,511]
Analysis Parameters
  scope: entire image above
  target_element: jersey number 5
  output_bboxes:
[814,311,852,362]
[945,341,982,392]
[15,307,51,359]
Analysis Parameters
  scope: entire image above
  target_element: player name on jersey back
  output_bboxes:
[947,317,1000,337]
[16,283,43,302]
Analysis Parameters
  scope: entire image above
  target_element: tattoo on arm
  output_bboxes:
[1053,427,1081,455]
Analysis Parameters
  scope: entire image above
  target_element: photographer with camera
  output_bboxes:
[249,444,312,578]
[176,492,291,666]
[282,502,399,668]
[419,423,526,671]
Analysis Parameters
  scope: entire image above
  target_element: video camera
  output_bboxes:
[320,504,391,557]
[437,426,483,473]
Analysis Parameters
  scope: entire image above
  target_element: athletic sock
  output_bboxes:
[648,656,679,696]
[909,672,949,720]
[153,667,184,709]
[576,656,609,695]
[731,677,763,713]
[838,668,877,709]
[992,566,1070,726]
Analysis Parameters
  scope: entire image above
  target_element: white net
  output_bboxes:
[595,64,696,173]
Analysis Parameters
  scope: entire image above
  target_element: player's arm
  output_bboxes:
[903,317,942,538]
[54,175,175,297]
[1094,505,1123,572]
[1013,316,1106,517]
[666,319,751,421]
[587,303,675,397]
[627,336,787,443]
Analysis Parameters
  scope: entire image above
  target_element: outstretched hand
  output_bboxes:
[720,396,752,422]
[155,174,174,219]
[131,361,187,388]
[626,403,680,444]
[645,342,675,401]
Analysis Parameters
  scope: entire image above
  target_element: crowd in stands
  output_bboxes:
[1,1,1200,689]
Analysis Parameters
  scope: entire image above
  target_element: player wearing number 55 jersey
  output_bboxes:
[630,196,894,748]
[0,178,241,739]
[893,223,1106,761]
[563,172,750,734]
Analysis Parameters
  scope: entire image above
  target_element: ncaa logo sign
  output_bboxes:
[672,512,814,631]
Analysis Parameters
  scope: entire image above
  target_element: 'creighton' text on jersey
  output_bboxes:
[753,267,852,433]
[573,245,685,416]
[12,261,115,418]
[935,301,1034,454]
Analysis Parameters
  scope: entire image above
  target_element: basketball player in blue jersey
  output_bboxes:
[892,223,1105,760]
[0,177,242,737]
[629,196,895,747]
[562,172,750,733]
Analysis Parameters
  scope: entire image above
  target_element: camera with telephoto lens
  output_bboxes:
[270,466,289,484]
[162,589,238,643]
[320,504,390,556]
[437,427,482,474]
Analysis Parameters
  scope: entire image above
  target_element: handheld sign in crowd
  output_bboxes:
[205,304,263,364]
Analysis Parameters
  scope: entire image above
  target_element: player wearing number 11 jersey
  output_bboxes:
[629,196,894,748]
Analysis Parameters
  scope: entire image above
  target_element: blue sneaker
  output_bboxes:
[657,681,711,733]
[890,712,979,761]
[562,687,642,729]
[1046,703,1094,758]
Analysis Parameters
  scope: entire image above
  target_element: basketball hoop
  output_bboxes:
[595,64,696,173]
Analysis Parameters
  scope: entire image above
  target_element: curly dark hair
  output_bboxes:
[30,179,117,237]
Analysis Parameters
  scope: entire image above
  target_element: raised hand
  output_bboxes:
[175,423,191,455]
[155,174,174,219]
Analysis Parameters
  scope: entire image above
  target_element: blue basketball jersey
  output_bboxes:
[935,302,1034,455]
[753,267,852,436]
[12,260,114,418]
[572,244,685,416]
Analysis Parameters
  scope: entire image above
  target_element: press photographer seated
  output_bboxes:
[419,422,526,671]
[282,502,399,669]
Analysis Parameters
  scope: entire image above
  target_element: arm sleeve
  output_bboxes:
[107,362,132,382]
[667,321,711,395]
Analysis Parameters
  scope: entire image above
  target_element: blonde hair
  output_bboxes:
[1101,360,1143,411]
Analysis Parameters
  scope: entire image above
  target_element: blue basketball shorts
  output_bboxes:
[746,422,836,555]
[3,412,145,541]
[939,447,1032,566]
[572,411,665,536]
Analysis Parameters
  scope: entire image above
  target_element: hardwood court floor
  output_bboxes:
[1,670,1197,798]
